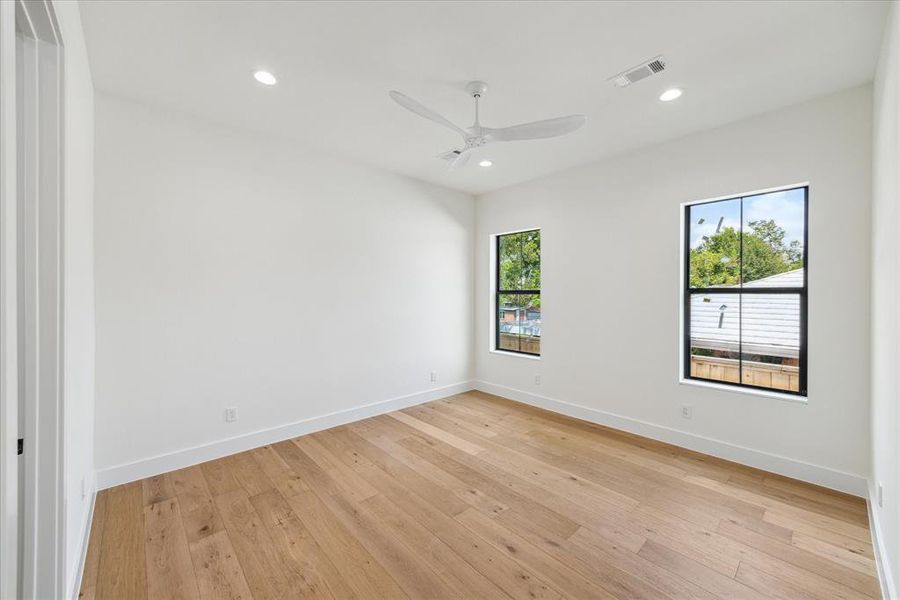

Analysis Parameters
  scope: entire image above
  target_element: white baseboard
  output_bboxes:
[96,381,476,490]
[69,475,97,600]
[868,481,897,600]
[474,380,868,497]
[96,378,868,496]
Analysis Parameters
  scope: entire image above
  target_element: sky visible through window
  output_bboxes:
[689,188,805,251]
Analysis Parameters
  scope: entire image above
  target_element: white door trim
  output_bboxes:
[5,1,66,598]
[0,2,20,598]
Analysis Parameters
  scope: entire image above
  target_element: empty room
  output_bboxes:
[1,0,899,598]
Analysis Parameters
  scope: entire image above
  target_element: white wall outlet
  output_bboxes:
[878,482,884,507]
[534,374,541,386]
[681,405,693,419]
[225,407,237,423]
[81,476,87,499]
[430,371,438,383]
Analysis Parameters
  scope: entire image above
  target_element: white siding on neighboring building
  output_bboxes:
[690,268,802,358]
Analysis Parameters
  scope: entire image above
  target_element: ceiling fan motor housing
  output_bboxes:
[466,80,488,97]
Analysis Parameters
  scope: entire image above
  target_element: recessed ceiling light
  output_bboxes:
[659,88,682,102]
[479,160,493,167]
[253,70,277,86]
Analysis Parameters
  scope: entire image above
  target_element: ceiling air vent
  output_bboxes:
[609,56,667,88]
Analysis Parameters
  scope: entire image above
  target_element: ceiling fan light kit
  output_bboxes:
[389,80,586,170]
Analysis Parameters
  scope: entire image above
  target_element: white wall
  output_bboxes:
[53,0,96,596]
[476,86,872,495]
[870,1,899,596]
[93,93,474,483]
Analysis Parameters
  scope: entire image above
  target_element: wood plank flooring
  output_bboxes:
[79,391,880,599]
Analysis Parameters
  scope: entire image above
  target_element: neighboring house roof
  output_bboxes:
[743,268,804,288]
[691,268,802,358]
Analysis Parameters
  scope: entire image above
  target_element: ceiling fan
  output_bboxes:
[389,81,586,170]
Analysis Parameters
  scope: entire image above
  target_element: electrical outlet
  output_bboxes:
[81,476,87,499]
[430,371,438,383]
[225,407,237,423]
[534,374,541,386]
[681,405,693,419]
[878,482,884,507]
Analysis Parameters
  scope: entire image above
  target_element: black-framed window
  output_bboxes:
[496,229,541,355]
[683,187,807,396]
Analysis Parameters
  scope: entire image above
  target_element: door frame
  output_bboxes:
[0,1,20,597]
[1,1,66,598]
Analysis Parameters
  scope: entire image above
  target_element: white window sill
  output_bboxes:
[490,349,541,361]
[679,377,807,404]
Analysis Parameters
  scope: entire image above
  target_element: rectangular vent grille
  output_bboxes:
[609,56,667,88]
[648,59,665,73]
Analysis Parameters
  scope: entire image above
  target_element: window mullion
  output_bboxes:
[739,196,744,386]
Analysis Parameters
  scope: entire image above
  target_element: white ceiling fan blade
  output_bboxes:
[449,149,471,170]
[390,91,468,139]
[435,149,461,161]
[484,114,586,142]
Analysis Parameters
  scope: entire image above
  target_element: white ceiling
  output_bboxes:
[79,1,888,195]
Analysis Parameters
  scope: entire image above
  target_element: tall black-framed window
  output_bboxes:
[496,229,541,356]
[683,186,808,396]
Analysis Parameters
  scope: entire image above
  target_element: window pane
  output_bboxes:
[519,293,541,355]
[740,294,801,392]
[521,230,541,290]
[689,293,741,384]
[497,293,521,352]
[688,199,742,288]
[499,230,540,291]
[499,233,523,290]
[741,188,805,286]
[497,293,540,354]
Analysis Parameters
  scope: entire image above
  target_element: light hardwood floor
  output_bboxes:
[79,391,880,599]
